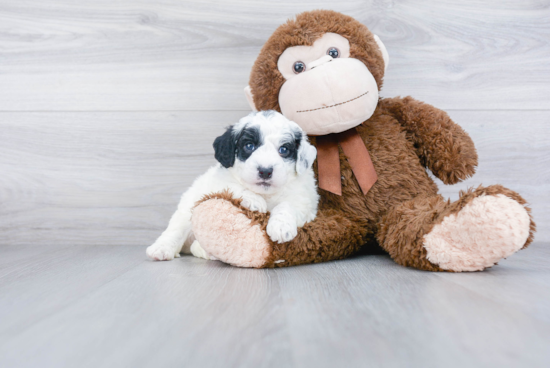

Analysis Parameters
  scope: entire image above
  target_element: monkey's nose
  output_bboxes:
[309,55,333,69]
[258,167,273,180]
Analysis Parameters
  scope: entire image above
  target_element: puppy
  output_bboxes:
[146,110,319,261]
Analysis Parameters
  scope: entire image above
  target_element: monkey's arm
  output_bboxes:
[379,96,478,185]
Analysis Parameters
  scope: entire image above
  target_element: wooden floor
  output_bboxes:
[0,243,549,368]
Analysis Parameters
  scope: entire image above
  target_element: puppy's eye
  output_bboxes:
[244,143,255,152]
[278,146,289,157]
[293,61,305,74]
[327,47,339,58]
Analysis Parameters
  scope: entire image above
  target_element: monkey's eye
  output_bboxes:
[327,47,340,58]
[278,146,290,157]
[293,61,306,74]
[244,143,255,152]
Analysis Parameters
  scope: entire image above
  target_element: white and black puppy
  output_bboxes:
[146,110,319,261]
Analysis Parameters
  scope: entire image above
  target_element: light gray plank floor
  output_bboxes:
[0,243,549,368]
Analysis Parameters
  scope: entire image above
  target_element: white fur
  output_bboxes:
[146,111,319,261]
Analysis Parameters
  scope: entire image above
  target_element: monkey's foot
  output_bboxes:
[192,196,271,268]
[423,193,532,272]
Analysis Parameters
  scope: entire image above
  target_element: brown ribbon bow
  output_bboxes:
[315,128,377,196]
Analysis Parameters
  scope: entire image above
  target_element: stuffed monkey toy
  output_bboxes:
[191,10,535,271]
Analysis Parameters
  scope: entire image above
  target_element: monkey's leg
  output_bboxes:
[191,192,367,268]
[377,185,535,272]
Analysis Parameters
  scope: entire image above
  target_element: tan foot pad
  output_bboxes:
[192,198,270,268]
[423,194,530,272]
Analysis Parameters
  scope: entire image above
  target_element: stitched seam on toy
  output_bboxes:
[296,91,369,113]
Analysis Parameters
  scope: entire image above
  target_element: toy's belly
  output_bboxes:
[315,115,438,221]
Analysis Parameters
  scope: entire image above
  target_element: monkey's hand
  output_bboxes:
[379,96,478,185]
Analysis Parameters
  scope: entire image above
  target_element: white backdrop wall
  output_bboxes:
[1,0,548,246]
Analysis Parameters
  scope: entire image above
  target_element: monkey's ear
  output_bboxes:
[373,35,389,72]
[213,126,236,168]
[244,85,258,112]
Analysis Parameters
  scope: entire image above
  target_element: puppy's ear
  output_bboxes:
[213,126,236,168]
[296,135,317,175]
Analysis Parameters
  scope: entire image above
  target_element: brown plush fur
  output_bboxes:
[249,10,386,112]
[194,190,367,267]
[194,10,536,270]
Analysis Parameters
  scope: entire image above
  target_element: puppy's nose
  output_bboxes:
[258,167,273,180]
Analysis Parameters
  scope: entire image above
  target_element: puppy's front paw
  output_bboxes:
[146,239,179,261]
[240,193,267,213]
[267,216,298,244]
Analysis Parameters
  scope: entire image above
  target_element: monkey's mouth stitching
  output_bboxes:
[296,91,369,113]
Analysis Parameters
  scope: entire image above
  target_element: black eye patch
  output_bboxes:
[279,131,301,162]
[236,126,263,161]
